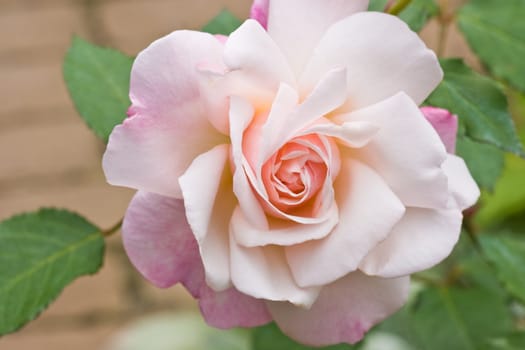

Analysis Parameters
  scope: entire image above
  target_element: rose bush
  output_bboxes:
[102,0,480,346]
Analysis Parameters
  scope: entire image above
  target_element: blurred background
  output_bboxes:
[0,0,496,349]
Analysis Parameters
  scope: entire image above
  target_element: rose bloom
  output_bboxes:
[103,0,479,346]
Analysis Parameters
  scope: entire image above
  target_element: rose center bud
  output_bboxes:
[261,134,338,218]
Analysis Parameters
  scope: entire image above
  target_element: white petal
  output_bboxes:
[261,68,348,162]
[231,204,338,247]
[301,12,443,108]
[225,19,295,89]
[360,205,463,278]
[267,0,369,76]
[286,159,405,287]
[179,144,234,291]
[442,154,480,210]
[103,30,228,198]
[230,233,320,307]
[301,120,380,148]
[229,96,269,229]
[341,92,448,209]
[258,83,300,168]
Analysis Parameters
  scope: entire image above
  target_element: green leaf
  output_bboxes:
[458,0,525,93]
[476,89,525,223]
[368,0,388,11]
[414,287,512,350]
[252,323,361,350]
[382,236,511,349]
[427,59,524,157]
[509,90,525,143]
[481,333,525,350]
[0,209,104,335]
[399,0,439,32]
[456,136,505,191]
[479,235,525,303]
[456,242,509,298]
[202,9,242,36]
[368,0,439,31]
[64,37,133,143]
[476,154,525,225]
[382,285,513,350]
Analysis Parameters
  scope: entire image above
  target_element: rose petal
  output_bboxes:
[300,120,380,148]
[230,234,321,307]
[255,83,299,170]
[340,92,448,209]
[199,285,272,329]
[301,12,443,108]
[259,68,347,171]
[359,205,463,278]
[179,144,235,291]
[245,134,339,225]
[421,107,458,154]
[231,204,338,247]
[235,95,338,227]
[121,192,202,292]
[215,34,229,44]
[442,154,480,210]
[250,0,270,29]
[225,19,296,91]
[103,31,227,198]
[268,272,410,346]
[229,96,269,229]
[267,0,369,76]
[285,159,405,287]
[224,20,296,102]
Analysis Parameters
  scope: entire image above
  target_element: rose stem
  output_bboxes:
[102,218,123,238]
[386,0,413,15]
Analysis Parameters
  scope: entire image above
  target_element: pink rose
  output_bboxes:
[103,0,480,346]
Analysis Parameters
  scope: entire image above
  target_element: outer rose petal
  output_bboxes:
[421,106,458,153]
[442,154,480,210]
[230,234,321,307]
[301,12,443,108]
[359,205,463,278]
[285,159,405,287]
[359,157,478,279]
[179,144,234,291]
[130,30,228,133]
[268,272,410,346]
[103,31,227,198]
[250,0,269,29]
[121,191,202,292]
[122,192,271,328]
[225,20,295,91]
[341,92,448,209]
[199,286,272,329]
[267,0,369,76]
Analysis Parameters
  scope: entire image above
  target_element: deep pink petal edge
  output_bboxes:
[250,0,270,29]
[122,191,272,327]
[421,106,458,154]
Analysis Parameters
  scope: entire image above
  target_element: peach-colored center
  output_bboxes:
[260,133,337,218]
